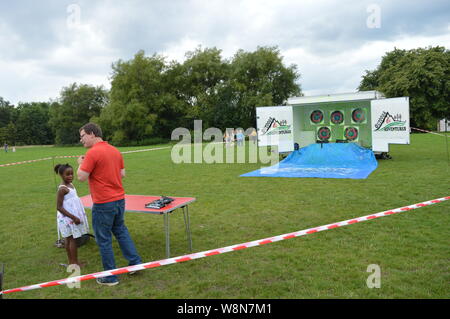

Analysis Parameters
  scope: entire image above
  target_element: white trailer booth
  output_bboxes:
[256,91,410,155]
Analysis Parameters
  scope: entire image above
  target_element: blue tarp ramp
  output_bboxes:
[240,143,378,179]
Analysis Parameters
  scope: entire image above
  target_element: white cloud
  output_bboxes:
[284,31,450,96]
[0,0,448,104]
[0,10,118,104]
[162,36,203,63]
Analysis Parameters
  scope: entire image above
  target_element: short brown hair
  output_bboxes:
[80,122,103,138]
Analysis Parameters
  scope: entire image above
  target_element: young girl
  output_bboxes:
[54,163,89,267]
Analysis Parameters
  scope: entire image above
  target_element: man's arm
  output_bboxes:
[121,168,126,179]
[77,167,90,182]
[77,155,90,182]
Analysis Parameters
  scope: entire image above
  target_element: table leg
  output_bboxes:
[183,206,193,252]
[164,213,170,258]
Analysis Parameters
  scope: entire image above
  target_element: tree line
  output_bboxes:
[359,46,449,129]
[0,45,447,146]
[1,46,301,146]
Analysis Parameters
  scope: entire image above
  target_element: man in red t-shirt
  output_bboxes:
[77,123,141,286]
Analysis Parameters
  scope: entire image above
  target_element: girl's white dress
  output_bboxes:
[57,184,89,239]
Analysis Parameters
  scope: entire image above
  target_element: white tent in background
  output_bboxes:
[437,119,449,132]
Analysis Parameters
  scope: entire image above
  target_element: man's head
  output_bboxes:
[79,123,103,148]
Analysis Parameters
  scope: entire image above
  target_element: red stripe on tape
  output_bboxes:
[232,245,248,251]
[327,224,339,229]
[205,251,220,256]
[144,263,161,268]
[306,229,318,234]
[367,215,378,219]
[111,268,130,275]
[80,274,96,281]
[175,257,192,262]
[41,281,62,288]
[259,240,273,245]
[283,234,296,239]
[4,288,23,294]
[348,219,359,224]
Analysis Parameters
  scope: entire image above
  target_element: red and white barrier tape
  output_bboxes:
[0,155,79,168]
[0,157,54,167]
[1,195,448,296]
[411,127,449,137]
[0,147,171,168]
[120,146,172,154]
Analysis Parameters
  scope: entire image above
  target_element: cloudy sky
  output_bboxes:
[0,0,449,105]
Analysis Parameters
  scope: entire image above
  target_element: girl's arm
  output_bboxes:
[56,187,81,225]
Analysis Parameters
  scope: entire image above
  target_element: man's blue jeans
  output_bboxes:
[92,199,141,282]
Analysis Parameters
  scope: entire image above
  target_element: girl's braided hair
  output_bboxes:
[54,163,72,175]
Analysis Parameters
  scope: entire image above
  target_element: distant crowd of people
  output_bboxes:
[223,129,257,147]
[3,143,15,153]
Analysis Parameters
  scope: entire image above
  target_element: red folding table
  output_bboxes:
[80,194,195,258]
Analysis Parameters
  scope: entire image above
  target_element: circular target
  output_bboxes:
[330,111,344,124]
[318,127,331,141]
[310,110,323,124]
[344,127,358,141]
[352,108,365,123]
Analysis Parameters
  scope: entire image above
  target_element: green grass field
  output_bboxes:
[0,134,449,299]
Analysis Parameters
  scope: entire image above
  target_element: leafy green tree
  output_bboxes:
[0,127,5,144]
[49,83,108,144]
[170,47,229,129]
[0,97,17,128]
[99,46,302,144]
[0,122,17,145]
[99,51,187,144]
[359,46,450,129]
[0,97,18,145]
[219,46,302,129]
[15,102,54,145]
